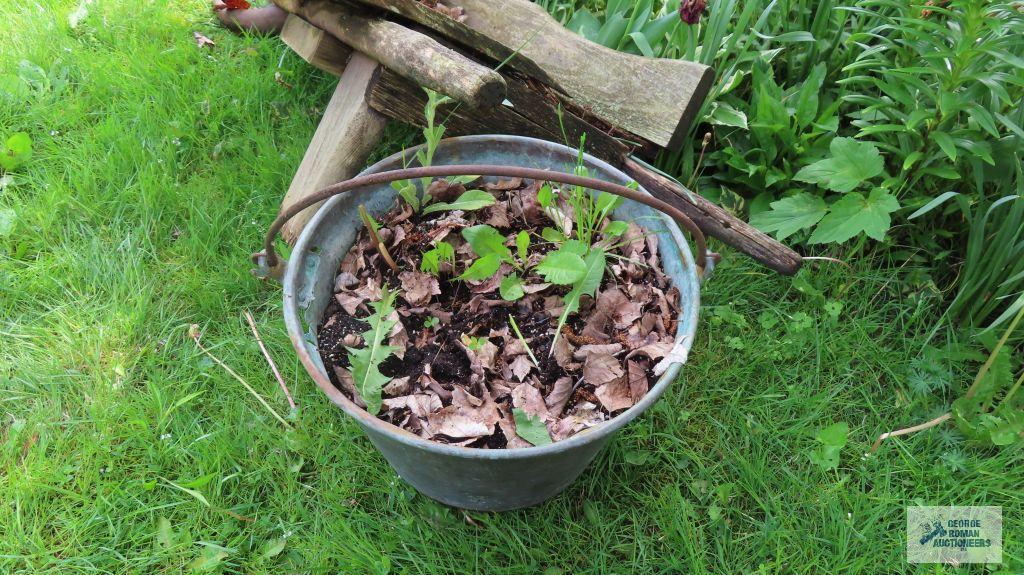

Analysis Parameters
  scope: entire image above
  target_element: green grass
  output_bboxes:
[1,1,1021,573]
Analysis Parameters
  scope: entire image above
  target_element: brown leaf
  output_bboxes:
[389,224,407,248]
[542,295,565,317]
[419,371,452,402]
[582,352,624,386]
[484,177,523,191]
[484,202,510,228]
[426,407,489,439]
[424,304,453,325]
[382,393,442,418]
[508,183,545,225]
[544,376,574,417]
[476,340,500,372]
[334,272,358,291]
[573,343,624,362]
[426,212,469,244]
[464,295,514,315]
[552,335,576,369]
[509,354,533,382]
[335,292,364,315]
[387,202,415,225]
[489,379,514,398]
[627,360,649,401]
[467,263,512,294]
[426,387,499,439]
[522,282,551,294]
[387,311,408,359]
[582,288,642,340]
[626,341,675,360]
[511,382,549,421]
[193,31,216,48]
[353,279,382,302]
[636,312,665,336]
[550,403,606,441]
[383,376,411,396]
[455,340,486,390]
[339,244,366,276]
[398,270,440,307]
[427,179,464,202]
[625,282,654,305]
[645,232,660,268]
[332,366,366,409]
[623,222,646,256]
[595,375,633,412]
[502,337,528,358]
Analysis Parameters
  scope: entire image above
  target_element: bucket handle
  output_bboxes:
[254,164,716,280]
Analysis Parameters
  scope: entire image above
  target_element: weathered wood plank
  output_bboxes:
[279,53,389,243]
[277,0,505,108]
[337,0,713,149]
[366,67,633,164]
[281,13,352,77]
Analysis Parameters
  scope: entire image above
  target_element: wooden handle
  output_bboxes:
[278,0,506,108]
[621,157,803,275]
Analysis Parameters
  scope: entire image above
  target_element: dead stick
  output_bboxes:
[869,412,951,454]
[189,325,292,429]
[378,242,399,273]
[244,309,297,411]
[359,204,399,273]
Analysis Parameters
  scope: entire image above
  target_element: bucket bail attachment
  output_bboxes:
[255,164,712,278]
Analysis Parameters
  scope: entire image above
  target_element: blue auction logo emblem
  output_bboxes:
[919,521,947,546]
[907,507,1002,565]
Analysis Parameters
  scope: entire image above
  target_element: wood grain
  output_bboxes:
[338,0,713,149]
[279,0,505,108]
[279,53,389,243]
[281,13,352,77]
[367,68,634,167]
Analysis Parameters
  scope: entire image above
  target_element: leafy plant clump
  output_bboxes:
[344,285,400,416]
[318,174,686,449]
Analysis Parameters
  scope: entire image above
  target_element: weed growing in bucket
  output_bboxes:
[324,95,689,448]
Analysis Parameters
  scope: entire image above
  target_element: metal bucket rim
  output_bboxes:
[283,134,700,460]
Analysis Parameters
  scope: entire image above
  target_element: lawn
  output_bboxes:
[0,0,1021,573]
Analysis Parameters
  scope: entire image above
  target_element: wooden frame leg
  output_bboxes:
[278,51,389,244]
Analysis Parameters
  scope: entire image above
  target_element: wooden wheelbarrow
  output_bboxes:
[267,0,801,275]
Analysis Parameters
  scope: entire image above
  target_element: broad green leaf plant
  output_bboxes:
[345,285,401,415]
[751,137,899,244]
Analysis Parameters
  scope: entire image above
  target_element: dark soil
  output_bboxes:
[316,177,679,446]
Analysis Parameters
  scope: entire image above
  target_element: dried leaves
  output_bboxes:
[193,31,216,49]
[319,177,686,448]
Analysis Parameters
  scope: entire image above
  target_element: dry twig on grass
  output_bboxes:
[244,309,297,411]
[189,324,292,429]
